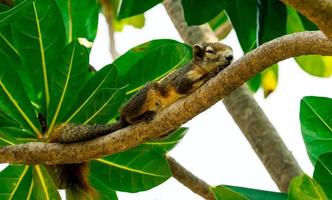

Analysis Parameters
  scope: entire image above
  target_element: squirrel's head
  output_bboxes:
[193,42,233,72]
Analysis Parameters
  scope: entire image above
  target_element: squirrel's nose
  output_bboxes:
[225,54,233,61]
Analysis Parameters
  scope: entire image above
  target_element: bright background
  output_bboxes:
[2,4,332,200]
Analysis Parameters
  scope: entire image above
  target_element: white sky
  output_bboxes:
[1,4,332,200]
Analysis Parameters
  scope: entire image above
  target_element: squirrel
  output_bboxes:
[50,42,233,199]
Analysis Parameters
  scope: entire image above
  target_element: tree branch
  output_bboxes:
[215,21,232,40]
[99,0,120,59]
[163,0,303,191]
[0,31,331,166]
[166,156,216,200]
[281,0,332,40]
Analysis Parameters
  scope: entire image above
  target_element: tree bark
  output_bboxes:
[166,156,216,200]
[163,0,303,191]
[281,0,332,40]
[99,0,120,59]
[0,31,331,169]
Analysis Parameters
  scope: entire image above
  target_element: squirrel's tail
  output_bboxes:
[56,163,95,199]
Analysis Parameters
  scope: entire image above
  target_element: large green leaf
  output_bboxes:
[295,56,332,77]
[68,87,127,124]
[31,165,60,200]
[113,39,192,94]
[0,0,33,27]
[90,175,118,200]
[211,186,248,200]
[181,0,226,25]
[117,0,161,19]
[225,0,257,53]
[313,152,332,199]
[298,13,318,31]
[212,185,288,200]
[257,0,286,44]
[0,127,36,147]
[11,0,66,113]
[288,174,328,200]
[141,127,188,154]
[62,65,122,124]
[109,0,145,32]
[55,0,99,43]
[90,147,171,192]
[0,165,33,200]
[287,7,332,77]
[0,49,41,136]
[300,96,332,163]
[228,185,288,200]
[47,41,90,133]
[0,109,20,127]
[0,17,36,104]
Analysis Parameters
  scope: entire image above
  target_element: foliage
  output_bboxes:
[0,0,331,199]
[0,0,191,198]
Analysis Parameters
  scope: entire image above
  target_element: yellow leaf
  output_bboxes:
[261,65,278,98]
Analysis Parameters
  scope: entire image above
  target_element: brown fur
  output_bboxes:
[51,42,233,198]
[120,42,233,124]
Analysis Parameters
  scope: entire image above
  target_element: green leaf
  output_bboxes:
[247,73,261,93]
[12,0,66,113]
[298,13,318,31]
[47,41,90,133]
[62,65,121,124]
[0,165,33,200]
[313,152,332,199]
[117,0,161,20]
[110,0,145,32]
[0,0,33,27]
[68,87,127,124]
[113,14,145,32]
[228,185,288,200]
[257,0,286,44]
[0,127,36,147]
[0,109,20,127]
[113,39,192,94]
[90,147,171,192]
[209,10,229,30]
[89,175,118,200]
[286,7,332,77]
[141,127,188,153]
[211,185,248,200]
[0,24,36,104]
[288,174,328,200]
[225,0,257,52]
[55,0,99,43]
[32,165,60,200]
[300,96,332,163]
[181,0,226,25]
[0,49,41,136]
[295,56,332,77]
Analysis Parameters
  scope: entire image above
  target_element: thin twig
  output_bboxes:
[99,0,120,59]
[166,155,216,200]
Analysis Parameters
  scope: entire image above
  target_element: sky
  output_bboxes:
[2,3,332,200]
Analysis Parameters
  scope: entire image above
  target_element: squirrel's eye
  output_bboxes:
[206,49,215,54]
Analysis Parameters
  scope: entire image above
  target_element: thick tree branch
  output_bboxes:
[0,31,331,167]
[166,156,216,200]
[281,0,332,40]
[163,0,303,191]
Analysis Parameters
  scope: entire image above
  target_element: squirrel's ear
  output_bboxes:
[193,44,204,59]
